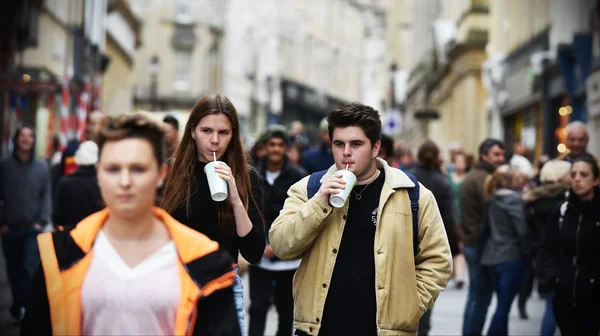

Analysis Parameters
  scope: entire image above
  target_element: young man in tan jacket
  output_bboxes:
[269,103,452,335]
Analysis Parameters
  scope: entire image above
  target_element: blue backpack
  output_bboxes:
[307,170,421,257]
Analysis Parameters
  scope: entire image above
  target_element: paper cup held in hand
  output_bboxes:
[204,161,228,202]
[329,170,357,208]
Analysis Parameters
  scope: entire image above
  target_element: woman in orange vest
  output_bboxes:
[21,114,241,335]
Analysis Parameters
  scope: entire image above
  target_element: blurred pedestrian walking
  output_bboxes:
[538,156,600,336]
[523,159,571,336]
[21,114,240,335]
[479,166,529,336]
[249,128,306,336]
[0,125,51,322]
[52,140,104,231]
[302,118,333,174]
[412,140,458,336]
[448,152,470,289]
[460,138,505,336]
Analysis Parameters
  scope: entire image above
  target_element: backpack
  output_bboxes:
[307,170,421,257]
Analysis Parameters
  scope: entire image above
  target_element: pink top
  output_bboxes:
[81,230,181,335]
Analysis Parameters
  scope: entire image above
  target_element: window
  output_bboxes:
[173,50,191,91]
[176,0,192,24]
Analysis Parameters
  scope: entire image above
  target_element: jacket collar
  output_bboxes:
[523,182,570,203]
[69,207,219,264]
[320,158,415,189]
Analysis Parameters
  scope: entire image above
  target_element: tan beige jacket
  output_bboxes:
[269,159,452,335]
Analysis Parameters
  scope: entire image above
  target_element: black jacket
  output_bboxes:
[171,161,265,264]
[256,158,307,239]
[538,187,600,306]
[523,182,570,257]
[412,166,458,255]
[52,165,104,230]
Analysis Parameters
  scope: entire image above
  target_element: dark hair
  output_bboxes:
[417,140,440,169]
[327,102,381,147]
[163,115,180,130]
[478,138,505,158]
[97,114,166,166]
[572,155,600,179]
[12,124,36,153]
[265,129,290,144]
[161,93,258,235]
[380,134,394,157]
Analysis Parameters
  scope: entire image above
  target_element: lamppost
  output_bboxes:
[149,55,160,111]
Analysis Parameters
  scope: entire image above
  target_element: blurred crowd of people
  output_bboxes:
[0,92,598,336]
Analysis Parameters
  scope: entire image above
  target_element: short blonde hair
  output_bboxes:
[540,160,571,183]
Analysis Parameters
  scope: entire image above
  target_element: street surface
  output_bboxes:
[242,273,553,336]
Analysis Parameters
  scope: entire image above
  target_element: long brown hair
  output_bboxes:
[161,93,255,235]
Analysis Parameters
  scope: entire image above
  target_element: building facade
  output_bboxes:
[0,0,127,157]
[222,0,364,142]
[130,0,226,128]
[102,0,141,116]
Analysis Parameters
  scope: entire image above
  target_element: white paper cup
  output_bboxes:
[329,170,357,208]
[204,161,228,202]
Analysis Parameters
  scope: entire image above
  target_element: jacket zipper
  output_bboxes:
[182,261,203,335]
[572,214,582,308]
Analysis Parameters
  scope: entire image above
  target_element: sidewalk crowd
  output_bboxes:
[0,94,599,335]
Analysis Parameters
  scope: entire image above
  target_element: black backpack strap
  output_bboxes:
[404,172,420,257]
[307,170,328,199]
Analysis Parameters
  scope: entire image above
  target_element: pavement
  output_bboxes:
[0,241,553,336]
[242,275,555,336]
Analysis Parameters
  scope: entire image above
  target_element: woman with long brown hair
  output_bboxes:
[161,94,265,334]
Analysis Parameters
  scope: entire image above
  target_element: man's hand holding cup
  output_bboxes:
[317,172,347,205]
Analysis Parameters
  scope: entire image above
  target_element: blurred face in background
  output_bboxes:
[87,111,105,142]
[570,161,599,199]
[481,145,505,168]
[453,154,467,174]
[567,128,588,158]
[290,121,304,136]
[265,137,288,167]
[400,151,415,168]
[16,127,35,154]
[164,123,179,150]
[287,146,302,166]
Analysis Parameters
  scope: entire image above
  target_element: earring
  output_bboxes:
[191,134,195,139]
[157,180,164,188]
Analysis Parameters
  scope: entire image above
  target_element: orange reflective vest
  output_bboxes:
[21,207,240,336]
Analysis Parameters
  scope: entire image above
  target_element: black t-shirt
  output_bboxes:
[319,169,385,336]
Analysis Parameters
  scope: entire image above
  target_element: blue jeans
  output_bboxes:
[233,266,245,336]
[541,294,556,336]
[486,258,524,336]
[1,227,40,316]
[462,246,493,336]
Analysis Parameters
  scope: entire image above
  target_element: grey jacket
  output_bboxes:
[480,189,528,266]
[0,154,51,230]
